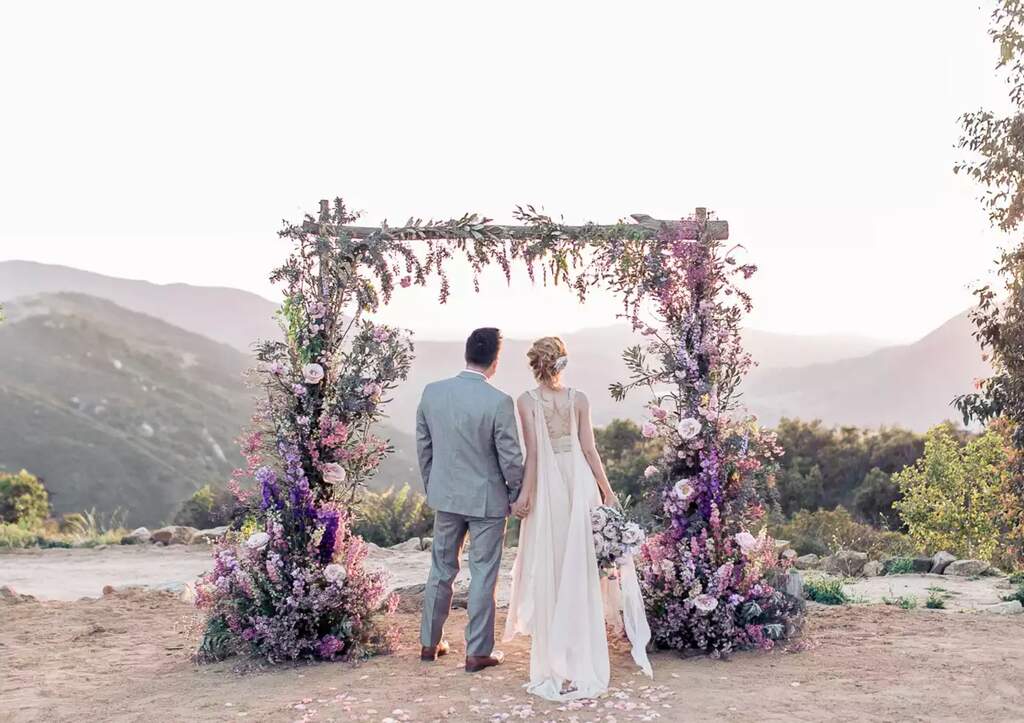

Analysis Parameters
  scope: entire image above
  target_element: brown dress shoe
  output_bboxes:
[465,650,504,673]
[420,639,450,661]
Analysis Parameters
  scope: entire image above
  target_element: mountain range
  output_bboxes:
[0,260,988,523]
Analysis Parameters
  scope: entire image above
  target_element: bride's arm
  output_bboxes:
[512,394,538,517]
[576,391,619,507]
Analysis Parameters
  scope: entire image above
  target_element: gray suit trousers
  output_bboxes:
[420,510,506,657]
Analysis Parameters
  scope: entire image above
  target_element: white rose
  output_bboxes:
[321,463,347,485]
[302,363,325,385]
[246,532,271,550]
[676,417,702,440]
[643,465,660,479]
[591,507,609,532]
[324,563,347,584]
[673,479,695,501]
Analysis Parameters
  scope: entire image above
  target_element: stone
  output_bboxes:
[421,536,433,551]
[781,548,798,562]
[0,585,35,604]
[189,526,228,545]
[821,550,868,577]
[912,557,933,573]
[782,570,803,599]
[984,600,1023,615]
[930,551,956,575]
[150,526,198,545]
[945,559,990,577]
[862,560,884,577]
[793,553,820,570]
[121,527,152,545]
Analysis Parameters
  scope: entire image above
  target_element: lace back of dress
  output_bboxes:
[538,388,574,454]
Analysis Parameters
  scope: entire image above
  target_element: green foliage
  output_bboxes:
[925,591,947,609]
[351,485,433,548]
[884,558,915,575]
[804,576,849,605]
[1009,570,1024,585]
[174,484,239,529]
[894,425,1009,562]
[773,419,925,525]
[1001,584,1024,605]
[0,522,40,548]
[0,470,49,526]
[954,1,1024,451]
[594,419,660,517]
[772,506,919,559]
[198,616,236,663]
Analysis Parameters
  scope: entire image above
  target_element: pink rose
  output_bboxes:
[641,422,657,439]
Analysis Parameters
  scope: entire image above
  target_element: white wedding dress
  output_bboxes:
[504,388,652,702]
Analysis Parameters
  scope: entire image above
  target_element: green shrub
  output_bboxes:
[804,576,850,605]
[352,485,433,548]
[925,592,946,609]
[772,506,918,559]
[894,425,1009,563]
[0,522,41,548]
[884,557,915,575]
[1002,585,1024,605]
[174,484,240,529]
[0,470,49,526]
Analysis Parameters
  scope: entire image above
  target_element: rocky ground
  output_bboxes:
[2,546,1024,722]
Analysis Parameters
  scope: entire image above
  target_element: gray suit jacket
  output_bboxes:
[416,371,524,518]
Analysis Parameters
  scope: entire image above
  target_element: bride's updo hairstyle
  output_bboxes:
[527,336,568,384]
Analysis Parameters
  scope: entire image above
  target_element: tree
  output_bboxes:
[0,470,49,526]
[894,425,1009,561]
[955,1,1024,451]
[594,419,659,508]
[853,467,901,529]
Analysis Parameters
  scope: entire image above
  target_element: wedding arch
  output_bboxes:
[195,198,801,663]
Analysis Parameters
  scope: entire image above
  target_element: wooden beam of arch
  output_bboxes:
[301,205,728,242]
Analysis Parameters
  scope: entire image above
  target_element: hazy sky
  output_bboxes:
[0,1,1011,342]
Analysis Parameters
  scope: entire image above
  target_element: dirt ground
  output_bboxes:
[3,588,1024,723]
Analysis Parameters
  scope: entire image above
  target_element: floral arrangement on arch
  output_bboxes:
[194,203,426,662]
[606,218,802,657]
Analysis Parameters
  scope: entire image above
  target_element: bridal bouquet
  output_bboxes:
[591,505,646,578]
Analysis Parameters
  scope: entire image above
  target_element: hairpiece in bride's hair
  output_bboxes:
[553,355,568,373]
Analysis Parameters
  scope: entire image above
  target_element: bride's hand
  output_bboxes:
[511,495,531,519]
[603,490,620,509]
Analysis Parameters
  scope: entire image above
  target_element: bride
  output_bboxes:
[504,336,652,701]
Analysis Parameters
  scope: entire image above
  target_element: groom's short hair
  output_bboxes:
[465,327,502,367]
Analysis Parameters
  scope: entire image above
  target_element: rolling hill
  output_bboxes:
[0,260,281,353]
[0,293,416,525]
[741,311,987,429]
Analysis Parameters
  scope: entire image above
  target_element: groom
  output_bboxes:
[416,327,524,673]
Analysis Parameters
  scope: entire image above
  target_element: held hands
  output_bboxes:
[511,494,532,519]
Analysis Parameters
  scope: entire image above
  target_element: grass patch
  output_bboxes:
[883,593,918,609]
[884,557,915,575]
[925,592,946,609]
[0,509,128,549]
[1008,571,1024,586]
[1001,585,1024,605]
[804,576,850,605]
